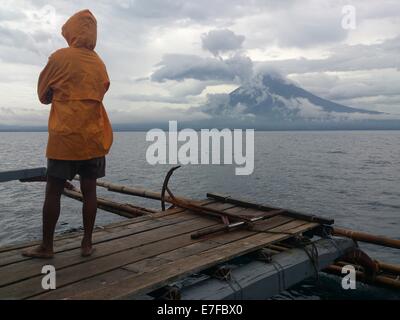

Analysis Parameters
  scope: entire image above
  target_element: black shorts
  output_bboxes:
[47,157,106,181]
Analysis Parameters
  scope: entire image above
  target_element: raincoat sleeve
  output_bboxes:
[37,54,58,105]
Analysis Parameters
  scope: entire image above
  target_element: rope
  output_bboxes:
[251,227,320,286]
[229,273,244,300]
[213,267,243,300]
[320,226,359,260]
[292,235,320,283]
[320,226,344,257]
[258,249,286,292]
[225,278,239,300]
[270,260,286,292]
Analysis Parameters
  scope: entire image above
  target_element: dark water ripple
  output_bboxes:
[0,131,399,299]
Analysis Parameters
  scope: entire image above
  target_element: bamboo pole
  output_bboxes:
[63,188,156,219]
[96,180,164,201]
[96,180,205,206]
[377,261,400,275]
[97,180,260,227]
[324,264,400,290]
[332,227,400,249]
[336,260,400,276]
[96,180,334,225]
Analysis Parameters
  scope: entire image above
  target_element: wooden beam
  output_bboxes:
[207,192,334,225]
[332,227,400,249]
[324,264,400,290]
[62,188,155,218]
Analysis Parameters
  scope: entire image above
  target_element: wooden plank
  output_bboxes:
[0,221,217,299]
[0,201,219,264]
[0,200,215,255]
[0,200,219,258]
[0,167,46,183]
[0,211,226,287]
[0,205,215,266]
[0,210,200,268]
[232,207,273,218]
[34,258,172,300]
[41,218,309,301]
[0,204,243,298]
[69,221,318,299]
[32,215,295,300]
[126,216,296,266]
[0,198,233,257]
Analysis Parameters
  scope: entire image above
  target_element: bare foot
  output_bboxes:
[81,245,95,257]
[81,237,95,257]
[22,245,54,259]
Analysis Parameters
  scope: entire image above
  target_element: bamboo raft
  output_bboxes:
[0,167,399,300]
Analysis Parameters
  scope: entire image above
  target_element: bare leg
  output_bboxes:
[22,176,65,259]
[80,177,97,257]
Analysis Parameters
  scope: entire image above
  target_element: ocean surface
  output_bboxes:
[0,131,399,299]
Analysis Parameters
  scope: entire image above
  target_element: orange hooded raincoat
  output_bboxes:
[38,9,113,160]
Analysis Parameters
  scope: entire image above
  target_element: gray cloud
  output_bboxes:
[288,68,400,114]
[110,0,296,23]
[0,26,35,51]
[0,107,47,126]
[119,93,190,104]
[257,36,400,75]
[0,23,63,65]
[151,54,253,83]
[0,0,399,125]
[201,29,245,56]
[274,5,348,48]
[0,7,25,22]
[107,105,210,124]
[199,93,230,115]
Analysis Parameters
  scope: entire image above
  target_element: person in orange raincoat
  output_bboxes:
[23,9,113,258]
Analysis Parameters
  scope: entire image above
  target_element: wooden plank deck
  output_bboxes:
[0,200,319,300]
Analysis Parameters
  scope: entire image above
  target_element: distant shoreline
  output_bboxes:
[2,119,400,132]
[1,128,400,133]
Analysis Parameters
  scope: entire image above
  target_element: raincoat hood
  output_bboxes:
[62,9,97,50]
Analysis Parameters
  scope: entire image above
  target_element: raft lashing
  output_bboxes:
[0,167,399,300]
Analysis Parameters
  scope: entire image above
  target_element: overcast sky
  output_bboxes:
[0,0,399,126]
